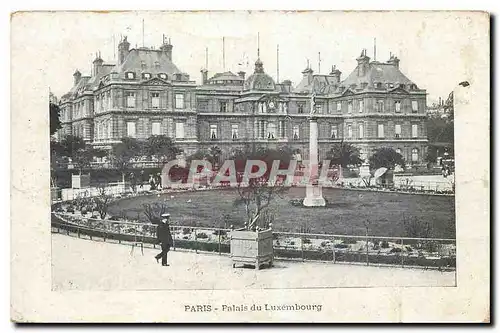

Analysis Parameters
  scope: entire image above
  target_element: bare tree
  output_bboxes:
[234,177,287,231]
[142,203,168,224]
[93,185,112,219]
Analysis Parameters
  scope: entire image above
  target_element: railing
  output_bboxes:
[52,213,456,271]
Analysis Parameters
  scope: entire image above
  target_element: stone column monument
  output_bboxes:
[303,93,326,207]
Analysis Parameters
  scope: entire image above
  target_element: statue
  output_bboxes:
[310,92,317,115]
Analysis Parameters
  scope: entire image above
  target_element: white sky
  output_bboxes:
[39,11,486,104]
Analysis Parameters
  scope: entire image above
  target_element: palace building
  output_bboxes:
[58,37,428,165]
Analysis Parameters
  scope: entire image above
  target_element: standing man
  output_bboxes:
[139,170,146,189]
[155,213,173,266]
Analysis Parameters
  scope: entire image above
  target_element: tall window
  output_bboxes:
[278,120,286,138]
[376,99,384,112]
[331,125,338,139]
[293,125,300,140]
[377,124,385,138]
[298,104,304,114]
[152,122,161,136]
[411,148,419,162]
[151,92,160,109]
[175,93,184,109]
[126,92,135,108]
[107,121,112,139]
[412,124,418,138]
[126,122,136,137]
[231,124,239,140]
[395,124,402,138]
[359,99,364,113]
[358,123,364,139]
[347,124,352,138]
[210,124,218,140]
[316,104,322,114]
[395,100,401,112]
[412,100,419,113]
[258,120,266,139]
[175,122,185,139]
[347,101,353,113]
[267,123,276,139]
[107,91,111,110]
[219,101,227,113]
[336,102,342,112]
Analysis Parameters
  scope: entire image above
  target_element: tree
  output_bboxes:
[50,102,62,136]
[232,148,290,231]
[145,135,180,163]
[369,147,406,170]
[207,146,223,167]
[142,203,168,224]
[326,141,363,168]
[110,137,144,183]
[56,135,105,174]
[93,186,112,219]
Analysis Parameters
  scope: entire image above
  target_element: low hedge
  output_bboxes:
[52,214,454,269]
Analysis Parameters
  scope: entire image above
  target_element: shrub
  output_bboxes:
[212,230,227,236]
[66,206,75,213]
[334,244,349,249]
[197,232,209,239]
[303,238,311,244]
[183,236,189,240]
[390,247,402,253]
[183,228,192,235]
[381,241,390,248]
[342,238,358,244]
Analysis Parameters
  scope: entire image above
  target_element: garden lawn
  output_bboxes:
[107,187,455,239]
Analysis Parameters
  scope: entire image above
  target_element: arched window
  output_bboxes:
[411,148,419,162]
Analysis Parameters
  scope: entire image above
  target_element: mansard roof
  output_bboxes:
[209,71,243,82]
[295,74,340,94]
[341,62,415,89]
[113,48,183,77]
[61,76,91,100]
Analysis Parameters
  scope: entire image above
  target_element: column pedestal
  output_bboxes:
[303,116,326,207]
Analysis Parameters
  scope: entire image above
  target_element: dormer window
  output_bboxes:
[400,84,406,90]
[142,73,152,80]
[376,82,382,89]
[125,72,135,80]
[388,83,394,89]
[154,61,160,69]
[158,73,167,80]
[140,61,146,70]
[175,74,182,81]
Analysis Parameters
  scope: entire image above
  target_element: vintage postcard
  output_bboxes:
[11,10,489,322]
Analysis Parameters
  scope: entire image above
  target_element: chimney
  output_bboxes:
[73,69,82,86]
[160,35,173,61]
[329,65,342,84]
[118,36,130,65]
[356,49,370,76]
[201,69,208,84]
[387,54,400,68]
[92,51,104,77]
[282,79,292,92]
[439,96,442,106]
[302,67,314,85]
[237,71,246,80]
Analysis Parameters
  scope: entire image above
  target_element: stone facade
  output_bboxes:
[58,38,428,165]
